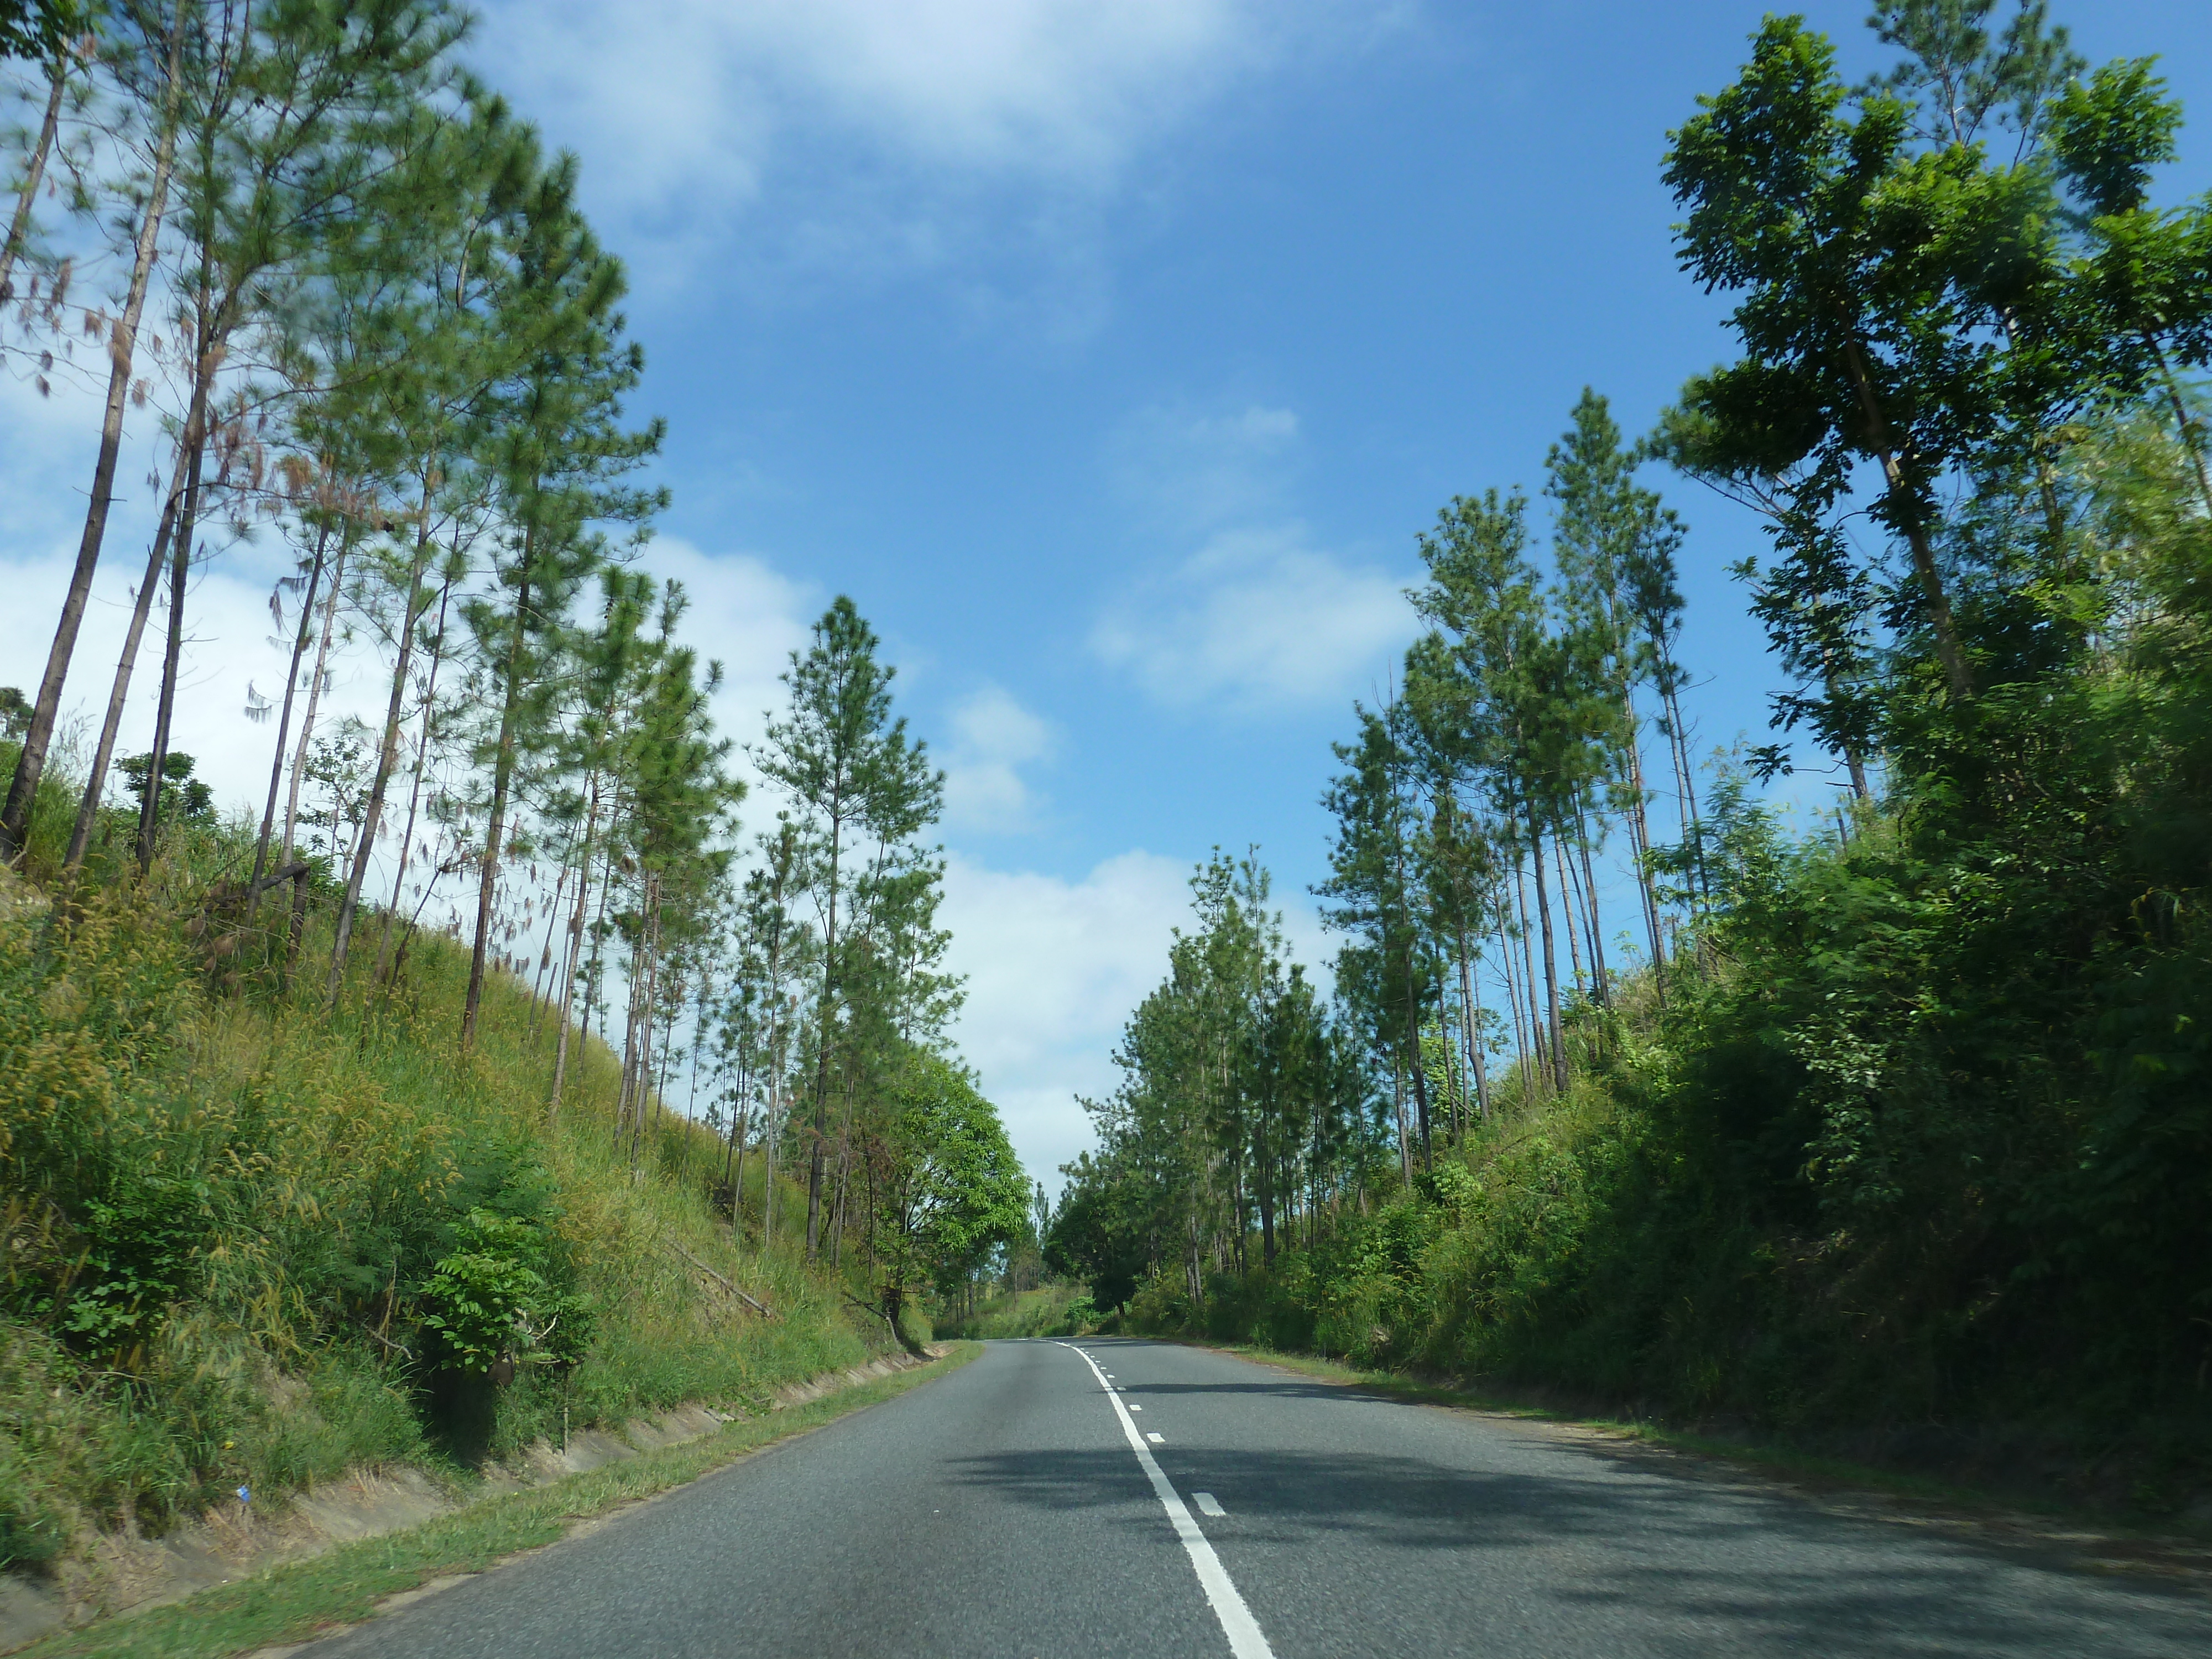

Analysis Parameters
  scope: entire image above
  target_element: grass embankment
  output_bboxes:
[935,1284,1089,1340]
[1,756,893,1598]
[18,1343,980,1659]
[1112,1001,2212,1522]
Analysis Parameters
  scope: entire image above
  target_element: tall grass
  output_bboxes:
[0,744,877,1572]
[935,1283,1090,1340]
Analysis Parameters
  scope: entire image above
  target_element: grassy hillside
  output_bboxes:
[1110,797,2212,1517]
[935,1284,1092,1341]
[0,750,882,1578]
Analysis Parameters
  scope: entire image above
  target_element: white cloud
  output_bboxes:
[0,528,394,841]
[941,683,1053,832]
[938,847,1342,1191]
[646,536,818,789]
[1092,396,1412,713]
[940,848,1192,1186]
[0,498,816,892]
[473,0,1397,285]
[1093,523,1413,713]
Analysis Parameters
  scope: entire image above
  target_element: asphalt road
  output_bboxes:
[306,1339,2211,1658]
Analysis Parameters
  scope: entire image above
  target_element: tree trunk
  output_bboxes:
[1440,990,1464,1146]
[375,568,458,986]
[615,882,654,1152]
[612,930,640,1141]
[1495,908,1527,1092]
[1621,704,1666,1000]
[2147,337,2212,518]
[582,811,618,1045]
[64,469,179,869]
[1527,816,1568,1094]
[1458,932,1490,1124]
[1391,1051,1410,1185]
[249,519,331,910]
[1824,661,1871,803]
[729,1093,752,1232]
[617,930,644,1145]
[462,567,531,1049]
[630,884,665,1163]
[1256,1113,1276,1268]
[1574,794,1609,1008]
[282,532,351,868]
[1662,680,1710,922]
[547,775,600,1124]
[0,61,64,306]
[4,74,180,862]
[1407,994,1432,1170]
[326,516,434,1001]
[763,1093,778,1248]
[684,960,711,1133]
[1512,858,1546,1092]
[1839,339,1971,700]
[807,806,844,1261]
[1554,833,1587,997]
[136,397,208,875]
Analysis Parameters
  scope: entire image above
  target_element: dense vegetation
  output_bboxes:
[0,0,1031,1582]
[0,801,868,1573]
[1047,1,2212,1509]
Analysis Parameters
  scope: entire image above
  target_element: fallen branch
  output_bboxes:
[843,1290,928,1358]
[665,1240,774,1318]
[842,1289,893,1331]
[362,1325,416,1363]
[249,859,311,900]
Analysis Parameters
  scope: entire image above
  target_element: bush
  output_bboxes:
[419,1207,593,1378]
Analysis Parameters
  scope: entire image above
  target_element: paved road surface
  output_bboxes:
[307,1339,2210,1657]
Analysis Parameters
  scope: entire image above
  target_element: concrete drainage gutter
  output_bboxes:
[0,1345,943,1654]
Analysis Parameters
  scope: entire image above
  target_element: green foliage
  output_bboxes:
[0,0,80,66]
[418,1207,592,1377]
[874,1055,1027,1308]
[55,1177,211,1354]
[0,815,893,1573]
[1090,6,2212,1511]
[935,1283,1089,1340]
[1044,1154,1154,1311]
[116,752,212,825]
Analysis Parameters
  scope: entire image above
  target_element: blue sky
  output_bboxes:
[6,0,2208,1186]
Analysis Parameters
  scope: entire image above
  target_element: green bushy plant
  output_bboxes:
[419,1207,593,1379]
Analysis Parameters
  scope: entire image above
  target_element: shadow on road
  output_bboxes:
[952,1345,2212,1658]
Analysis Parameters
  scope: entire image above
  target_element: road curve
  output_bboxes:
[304,1338,2210,1658]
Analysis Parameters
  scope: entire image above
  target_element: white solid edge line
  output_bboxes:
[1056,1343,1275,1659]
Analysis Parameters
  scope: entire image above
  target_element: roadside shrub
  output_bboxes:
[419,1207,593,1379]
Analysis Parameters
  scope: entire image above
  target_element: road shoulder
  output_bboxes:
[14,1344,984,1659]
[1175,1339,2212,1594]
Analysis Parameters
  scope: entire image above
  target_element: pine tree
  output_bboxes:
[753,598,942,1260]
[460,148,662,1048]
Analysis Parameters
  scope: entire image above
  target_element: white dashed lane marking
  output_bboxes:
[1056,1343,1273,1659]
[1193,1493,1226,1517]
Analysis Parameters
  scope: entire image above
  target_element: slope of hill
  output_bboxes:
[0,752,882,1595]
